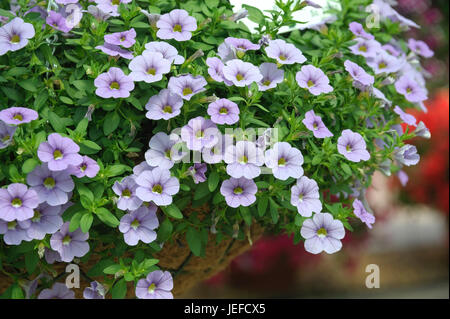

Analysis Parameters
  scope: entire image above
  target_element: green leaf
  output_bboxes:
[341,163,352,175]
[80,213,94,233]
[239,206,252,225]
[103,112,120,135]
[269,198,279,224]
[257,196,269,217]
[193,182,210,200]
[69,212,83,232]
[95,207,120,227]
[17,79,38,92]
[111,278,127,299]
[11,284,24,299]
[60,96,74,105]
[103,164,130,177]
[162,204,183,219]
[81,140,102,151]
[103,264,122,275]
[242,4,265,24]
[80,195,93,210]
[157,218,173,242]
[22,158,39,174]
[208,172,220,192]
[48,112,65,132]
[312,154,322,165]
[0,8,15,18]
[75,118,89,135]
[25,251,39,275]
[72,80,93,92]
[186,227,202,256]
[130,21,150,28]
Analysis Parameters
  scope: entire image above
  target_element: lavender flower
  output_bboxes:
[87,5,111,21]
[145,89,183,120]
[136,270,174,299]
[94,67,135,98]
[112,176,143,211]
[222,59,262,87]
[38,283,75,299]
[257,62,284,91]
[264,142,304,180]
[349,38,381,58]
[296,65,333,95]
[145,132,184,169]
[0,219,31,245]
[217,41,237,62]
[55,0,79,4]
[181,116,220,151]
[394,75,427,103]
[104,28,136,48]
[26,203,63,240]
[95,0,131,16]
[224,141,264,179]
[133,161,154,176]
[367,51,404,74]
[129,51,171,83]
[27,163,74,206]
[348,22,374,40]
[265,39,306,65]
[302,110,333,138]
[50,222,89,262]
[68,156,100,178]
[119,205,159,246]
[0,183,38,222]
[188,163,207,184]
[352,199,375,229]
[393,105,417,126]
[337,129,370,162]
[95,42,134,59]
[207,98,240,125]
[206,57,233,85]
[408,38,433,58]
[290,176,322,217]
[156,9,197,42]
[344,60,374,86]
[144,41,184,64]
[0,120,15,149]
[0,107,38,125]
[225,37,260,57]
[44,247,62,264]
[168,74,207,101]
[46,11,71,33]
[135,167,180,206]
[202,134,230,164]
[394,144,420,166]
[414,121,431,139]
[382,44,403,57]
[83,281,105,299]
[37,133,82,172]
[372,87,392,106]
[300,212,345,254]
[0,17,34,55]
[397,170,409,187]
[220,177,257,208]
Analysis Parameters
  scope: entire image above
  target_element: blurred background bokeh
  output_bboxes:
[180,0,449,298]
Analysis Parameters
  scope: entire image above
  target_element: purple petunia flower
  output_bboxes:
[50,222,89,262]
[119,205,159,246]
[225,37,260,57]
[265,39,306,65]
[44,247,62,264]
[135,167,180,206]
[144,41,184,64]
[83,281,105,299]
[296,65,333,95]
[95,0,131,17]
[352,199,375,229]
[217,41,237,63]
[55,0,79,4]
[220,177,257,208]
[181,116,220,151]
[349,37,381,58]
[188,163,207,184]
[46,11,72,33]
[408,38,433,58]
[0,120,16,149]
[300,212,345,254]
[38,283,75,299]
[224,141,264,179]
[37,133,82,172]
[382,44,402,57]
[145,89,183,121]
[394,144,420,166]
[87,5,112,21]
[156,9,197,42]
[0,183,38,222]
[136,270,174,299]
[0,107,38,125]
[0,219,31,245]
[302,110,333,138]
[201,134,230,164]
[206,57,233,86]
[68,156,100,178]
[394,74,427,103]
[222,59,263,87]
[348,22,374,40]
[133,161,154,176]
[168,74,207,101]
[129,51,171,83]
[393,105,417,126]
[344,60,374,86]
[94,67,135,98]
[0,17,35,55]
[264,142,304,180]
[145,132,185,169]
[337,129,370,162]
[27,163,74,206]
[104,28,136,48]
[26,203,63,240]
[257,62,284,91]
[414,121,431,139]
[207,98,240,125]
[95,42,134,59]
[366,51,404,74]
[372,87,392,106]
[290,176,322,217]
[113,176,143,211]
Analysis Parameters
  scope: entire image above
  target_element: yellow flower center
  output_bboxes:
[147,68,156,75]
[406,87,412,94]
[239,155,248,164]
[10,34,20,43]
[173,24,182,32]
[236,73,244,81]
[279,54,287,61]
[148,283,157,293]
[182,87,193,96]
[53,150,63,160]
[122,189,131,198]
[317,227,327,236]
[44,177,56,188]
[359,45,367,52]
[278,157,286,166]
[346,144,352,152]
[131,219,140,229]
[233,187,243,194]
[80,164,87,172]
[120,36,126,42]
[263,80,271,86]
[298,193,304,202]
[110,81,120,90]
[32,210,41,222]
[378,62,386,69]
[195,130,204,138]
[13,114,23,121]
[7,221,17,230]
[163,105,173,113]
[11,198,22,207]
[219,107,228,114]
[313,122,318,130]
[152,184,163,194]
[62,235,72,245]
[307,80,314,87]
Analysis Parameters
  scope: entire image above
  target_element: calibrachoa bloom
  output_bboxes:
[393,105,417,126]
[348,22,374,40]
[83,281,105,299]
[145,89,183,120]
[55,0,79,4]
[0,17,35,55]
[302,110,333,138]
[27,164,74,206]
[50,222,89,262]
[95,0,131,16]
[349,37,381,58]
[290,176,322,217]
[0,120,15,149]
[38,283,75,299]
[337,129,370,162]
[367,51,404,74]
[344,60,374,86]
[37,133,83,171]
[112,176,142,211]
[119,205,159,246]
[225,37,260,57]
[95,43,134,59]
[207,98,240,125]
[394,144,420,166]
[136,270,174,299]
[300,212,345,254]
[0,219,31,245]
[296,65,333,95]
[68,156,100,178]
[104,28,136,48]
[408,38,434,58]
[220,177,257,208]
[352,199,375,229]
[135,167,180,206]
[46,11,71,33]
[414,121,431,139]
[144,41,184,64]
[264,142,304,180]
[394,75,427,103]
[26,203,63,240]
[257,62,284,91]
[206,57,233,85]
[188,163,207,184]
[145,132,181,169]
[382,44,403,57]
[94,67,135,98]
[156,9,197,42]
[0,183,38,222]
[0,107,38,125]
[217,41,237,62]
[129,51,171,83]
[224,141,264,179]
[265,39,306,65]
[181,116,220,151]
[168,74,207,101]
[222,59,263,87]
